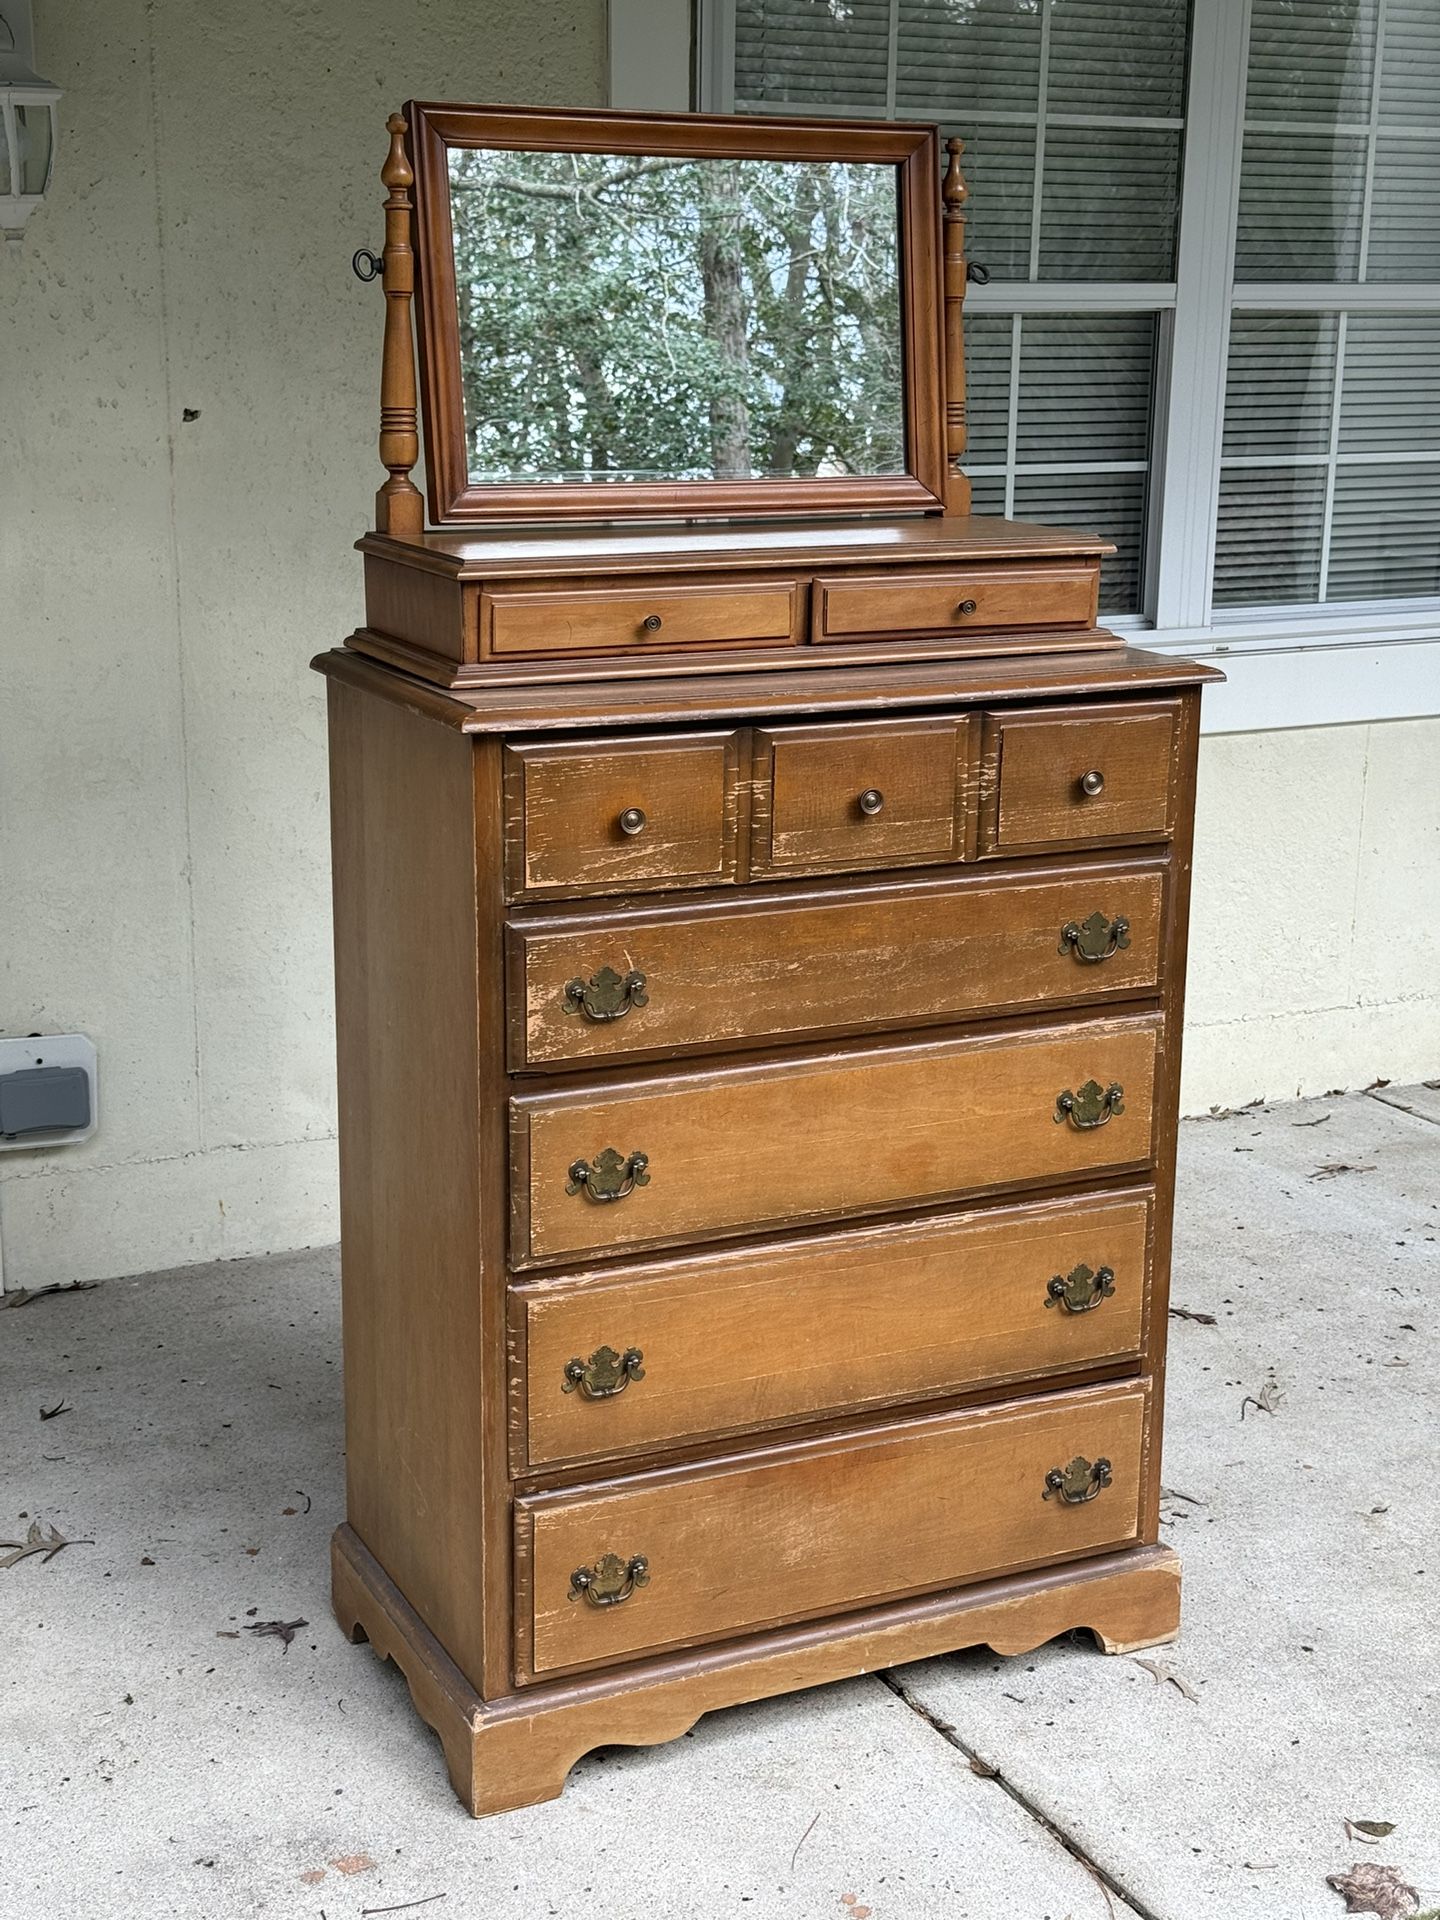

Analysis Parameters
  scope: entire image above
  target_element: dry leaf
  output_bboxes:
[0,1519,92,1568]
[1326,1862,1419,1916]
[243,1617,308,1651]
[1169,1305,1218,1325]
[299,1869,327,1886]
[39,1400,70,1420]
[1241,1375,1283,1420]
[0,1280,99,1310]
[969,1755,1000,1777]
[1311,1163,1377,1180]
[1293,1112,1333,1126]
[1346,1821,1398,1842]
[216,1630,240,1639]
[1131,1657,1200,1702]
[1161,1487,1207,1507]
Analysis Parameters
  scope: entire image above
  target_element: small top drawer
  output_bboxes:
[504,731,742,900]
[982,701,1180,856]
[751,716,971,876]
[482,577,802,659]
[813,565,1099,642]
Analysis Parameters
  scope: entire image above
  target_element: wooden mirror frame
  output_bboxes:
[398,101,953,527]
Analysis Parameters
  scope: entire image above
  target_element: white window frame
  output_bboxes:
[609,0,1440,730]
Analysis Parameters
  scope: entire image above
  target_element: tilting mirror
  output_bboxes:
[406,106,948,522]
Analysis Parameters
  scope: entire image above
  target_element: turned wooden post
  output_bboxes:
[375,113,425,538]
[941,136,972,516]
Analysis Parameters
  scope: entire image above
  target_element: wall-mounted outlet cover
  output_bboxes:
[0,1034,98,1149]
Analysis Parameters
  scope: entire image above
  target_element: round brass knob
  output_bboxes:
[858,788,885,817]
[641,613,663,634]
[618,806,648,836]
[956,598,978,616]
[1080,769,1106,797]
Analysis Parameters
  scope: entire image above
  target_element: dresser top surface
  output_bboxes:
[316,644,1223,735]
[358,515,1115,581]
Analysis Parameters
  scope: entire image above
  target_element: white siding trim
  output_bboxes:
[609,0,693,112]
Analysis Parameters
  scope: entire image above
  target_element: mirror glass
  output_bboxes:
[447,150,907,487]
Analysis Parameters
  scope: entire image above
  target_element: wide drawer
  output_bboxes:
[483,576,802,659]
[509,862,1167,1070]
[750,716,972,876]
[513,1190,1152,1469]
[813,565,1099,641]
[982,701,1180,855]
[503,731,742,900]
[511,1015,1161,1265]
[516,1381,1147,1675]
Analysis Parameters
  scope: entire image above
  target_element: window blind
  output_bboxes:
[1216,0,1440,608]
[731,0,1186,613]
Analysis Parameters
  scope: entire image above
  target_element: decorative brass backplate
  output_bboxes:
[566,1148,650,1202]
[1054,1080,1125,1130]
[1059,912,1131,964]
[568,1552,650,1608]
[1043,1456,1113,1504]
[1045,1263,1116,1313]
[563,967,649,1022]
[562,1344,646,1399]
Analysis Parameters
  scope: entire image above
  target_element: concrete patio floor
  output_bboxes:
[3,1085,1436,1920]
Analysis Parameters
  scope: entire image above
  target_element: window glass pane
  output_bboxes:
[1368,135,1440,281]
[734,0,893,110]
[1213,468,1326,606]
[1339,315,1440,454]
[1038,127,1181,281]
[1234,132,1366,281]
[1245,0,1376,122]
[962,313,1013,466]
[1017,315,1154,463]
[1014,471,1147,614]
[1223,315,1339,459]
[896,0,1042,116]
[967,473,1007,518]
[1329,464,1440,599]
[1047,0,1187,119]
[1379,0,1440,122]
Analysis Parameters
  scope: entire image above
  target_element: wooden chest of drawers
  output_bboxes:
[317,544,1217,1816]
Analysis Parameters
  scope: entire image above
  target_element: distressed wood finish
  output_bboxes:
[325,102,1214,1821]
[813,564,1099,640]
[484,576,804,659]
[514,1190,1152,1469]
[518,1382,1148,1677]
[983,699,1181,855]
[504,731,742,900]
[508,860,1167,1070]
[512,1016,1161,1265]
[334,1525,1182,1817]
[751,715,973,875]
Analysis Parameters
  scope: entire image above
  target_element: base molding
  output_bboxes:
[332,1524,1181,1818]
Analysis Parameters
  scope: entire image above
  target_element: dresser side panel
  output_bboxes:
[327,683,487,1690]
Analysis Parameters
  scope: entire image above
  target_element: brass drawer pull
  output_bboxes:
[1044,1455,1113,1504]
[641,613,663,634]
[569,1552,650,1608]
[1054,1080,1124,1130]
[858,787,885,817]
[567,1148,650,1203]
[563,967,649,1022]
[563,1345,645,1399]
[1080,768,1106,797]
[1046,1263,1116,1314]
[1059,912,1131,964]
[955,597,978,616]
[618,806,648,836]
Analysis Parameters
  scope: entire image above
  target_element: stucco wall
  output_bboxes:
[0,0,607,1287]
[1,3,1436,1289]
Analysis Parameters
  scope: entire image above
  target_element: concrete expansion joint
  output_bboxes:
[876,1668,1161,1920]
[1367,1087,1440,1127]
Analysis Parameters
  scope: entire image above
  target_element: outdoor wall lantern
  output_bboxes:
[0,3,61,245]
